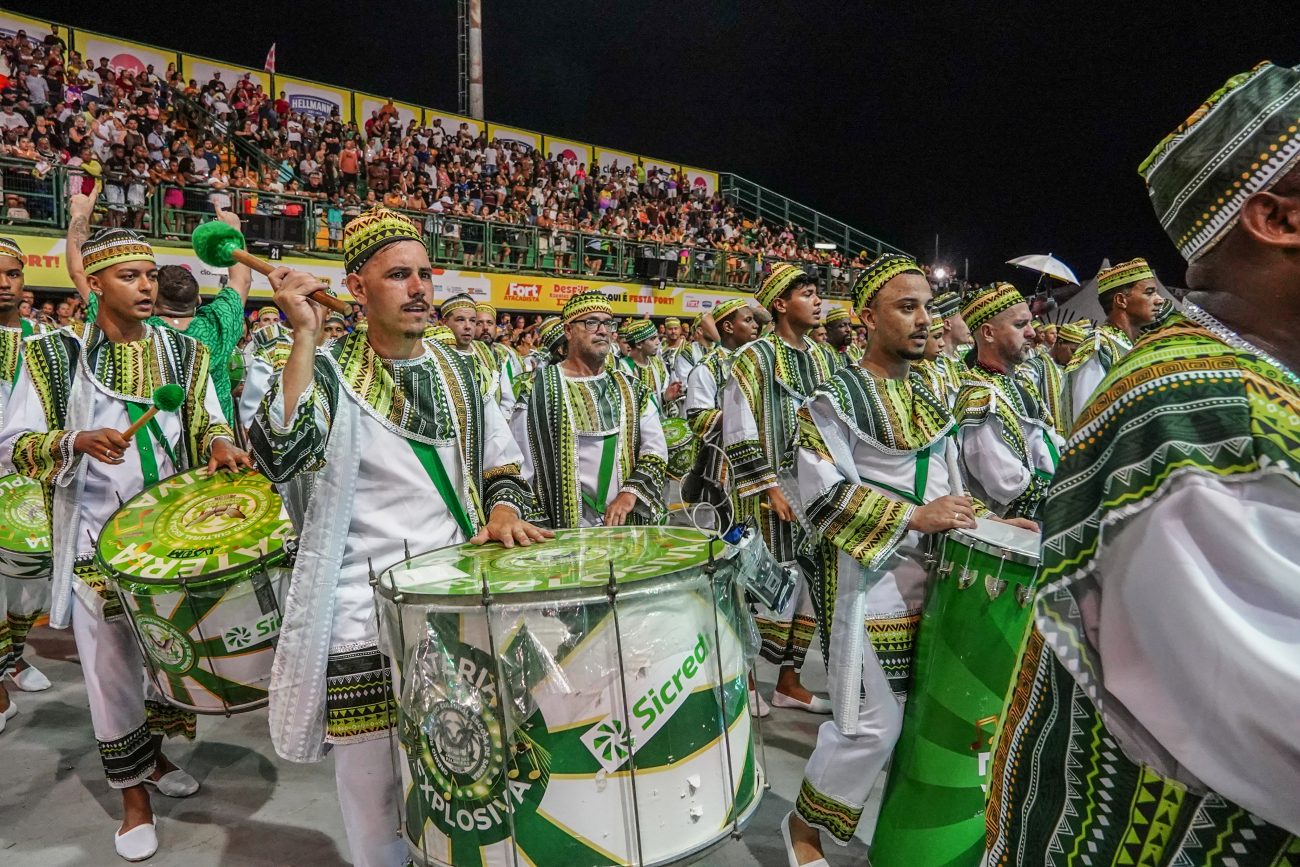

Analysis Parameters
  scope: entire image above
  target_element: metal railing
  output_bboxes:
[719,173,907,260]
[4,159,864,298]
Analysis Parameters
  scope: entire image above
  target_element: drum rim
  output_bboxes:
[945,526,1040,567]
[375,526,730,606]
[96,467,293,587]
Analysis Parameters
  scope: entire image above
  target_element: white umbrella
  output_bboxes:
[1007,254,1079,285]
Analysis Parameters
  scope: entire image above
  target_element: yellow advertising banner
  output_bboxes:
[541,137,593,166]
[596,147,638,173]
[9,234,755,319]
[0,10,52,43]
[488,123,541,152]
[356,94,421,129]
[74,31,176,78]
[273,75,352,122]
[179,54,269,92]
[680,165,720,196]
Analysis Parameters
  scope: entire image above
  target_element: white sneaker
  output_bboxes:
[0,698,17,734]
[771,690,833,714]
[114,821,158,862]
[748,687,771,718]
[143,768,200,798]
[11,663,51,692]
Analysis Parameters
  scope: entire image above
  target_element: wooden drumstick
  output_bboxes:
[121,384,185,440]
[191,221,351,315]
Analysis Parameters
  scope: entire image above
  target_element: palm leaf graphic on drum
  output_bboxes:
[132,586,272,708]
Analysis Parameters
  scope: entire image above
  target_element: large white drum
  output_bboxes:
[376,525,762,867]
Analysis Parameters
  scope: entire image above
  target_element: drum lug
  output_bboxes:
[985,576,1008,599]
[957,567,975,589]
[1016,585,1033,607]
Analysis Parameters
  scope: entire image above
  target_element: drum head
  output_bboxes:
[0,473,50,556]
[98,468,294,588]
[379,525,719,604]
[662,417,693,449]
[948,518,1040,566]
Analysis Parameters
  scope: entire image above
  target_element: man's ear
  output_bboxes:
[1237,189,1300,252]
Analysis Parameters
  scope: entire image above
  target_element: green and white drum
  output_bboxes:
[662,417,698,481]
[870,519,1040,867]
[0,473,51,580]
[97,468,296,715]
[377,526,762,867]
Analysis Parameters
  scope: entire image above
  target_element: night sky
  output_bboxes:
[16,1,1300,286]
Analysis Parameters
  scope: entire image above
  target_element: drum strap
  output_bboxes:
[406,438,474,538]
[859,443,932,506]
[11,318,31,385]
[125,401,178,486]
[581,432,618,517]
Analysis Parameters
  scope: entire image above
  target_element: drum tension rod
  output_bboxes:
[606,561,647,867]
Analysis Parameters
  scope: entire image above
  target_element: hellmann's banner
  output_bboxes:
[5,234,856,320]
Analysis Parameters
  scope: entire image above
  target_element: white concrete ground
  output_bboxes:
[0,626,878,866]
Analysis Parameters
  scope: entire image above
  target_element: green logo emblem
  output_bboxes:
[133,613,195,674]
[587,719,631,763]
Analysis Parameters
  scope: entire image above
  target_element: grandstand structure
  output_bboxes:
[0,7,904,315]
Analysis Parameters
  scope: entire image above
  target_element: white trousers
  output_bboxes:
[5,574,50,661]
[797,571,905,844]
[334,736,406,867]
[71,586,158,788]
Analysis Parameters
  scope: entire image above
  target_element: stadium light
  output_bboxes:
[934,267,948,280]
[814,242,837,250]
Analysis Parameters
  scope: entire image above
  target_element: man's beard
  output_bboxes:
[899,347,926,361]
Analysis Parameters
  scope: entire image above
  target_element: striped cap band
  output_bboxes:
[81,228,156,276]
[1096,258,1155,294]
[561,290,612,325]
[343,207,422,273]
[711,297,750,324]
[440,293,477,316]
[622,318,657,344]
[756,263,812,310]
[852,253,924,311]
[0,237,22,264]
[961,282,1025,330]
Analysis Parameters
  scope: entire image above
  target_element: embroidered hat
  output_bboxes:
[256,306,280,320]
[755,262,812,310]
[1096,258,1156,294]
[475,301,496,318]
[663,316,681,328]
[928,313,945,334]
[561,290,612,325]
[852,253,924,311]
[538,316,566,353]
[1140,61,1300,262]
[622,318,657,345]
[823,305,852,324]
[1057,320,1090,344]
[961,282,1025,330]
[81,228,156,276]
[0,237,22,264]
[440,293,477,316]
[932,290,962,319]
[710,297,750,324]
[424,324,455,345]
[342,207,422,273]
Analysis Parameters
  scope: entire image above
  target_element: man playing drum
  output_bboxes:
[250,207,549,867]
[440,293,499,401]
[783,254,1034,866]
[0,237,53,708]
[514,291,667,529]
[1058,256,1162,431]
[953,282,1064,521]
[986,60,1300,865]
[0,228,248,861]
[723,263,839,715]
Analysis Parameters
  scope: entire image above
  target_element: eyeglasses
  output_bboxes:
[574,317,617,333]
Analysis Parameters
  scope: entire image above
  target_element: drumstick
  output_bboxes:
[190,221,351,315]
[121,384,185,440]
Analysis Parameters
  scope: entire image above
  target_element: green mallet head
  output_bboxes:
[191,220,246,269]
[153,383,186,413]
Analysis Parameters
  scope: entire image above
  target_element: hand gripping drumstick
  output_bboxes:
[191,221,351,315]
[121,384,186,440]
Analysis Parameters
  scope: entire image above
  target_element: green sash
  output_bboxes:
[860,442,932,506]
[11,318,31,385]
[407,438,474,538]
[580,433,618,517]
[125,401,178,486]
[1035,428,1062,481]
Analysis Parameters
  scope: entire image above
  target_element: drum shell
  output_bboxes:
[870,524,1039,866]
[377,529,761,867]
[662,418,698,482]
[114,564,289,714]
[0,472,51,580]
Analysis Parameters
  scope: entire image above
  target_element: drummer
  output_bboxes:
[683,297,759,509]
[0,227,249,861]
[514,291,667,529]
[249,206,549,867]
[783,254,1034,866]
[440,292,498,400]
[0,236,53,708]
[952,282,1063,521]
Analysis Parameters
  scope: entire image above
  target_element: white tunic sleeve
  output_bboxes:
[685,363,718,415]
[1096,471,1300,834]
[958,417,1031,512]
[239,354,274,426]
[1069,355,1106,420]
